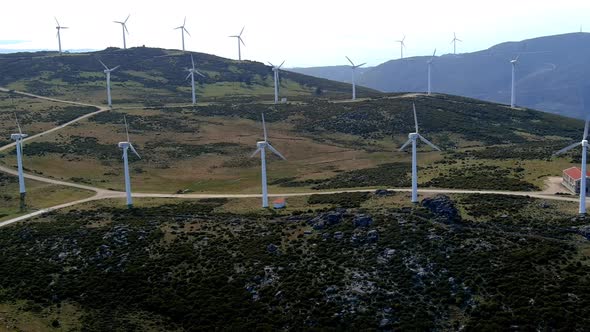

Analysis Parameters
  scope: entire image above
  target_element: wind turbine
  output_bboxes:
[55,17,68,55]
[250,113,286,208]
[397,34,406,59]
[554,119,590,214]
[451,32,462,54]
[186,54,205,105]
[11,114,27,210]
[345,56,366,101]
[510,55,519,108]
[118,116,141,208]
[229,26,246,61]
[175,17,191,52]
[399,103,441,203]
[99,60,120,108]
[114,14,130,49]
[268,61,285,104]
[427,49,436,95]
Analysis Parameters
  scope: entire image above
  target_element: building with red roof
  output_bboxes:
[562,167,590,193]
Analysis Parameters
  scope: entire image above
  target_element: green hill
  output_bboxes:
[0,47,380,105]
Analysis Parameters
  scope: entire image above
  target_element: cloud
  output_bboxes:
[0,40,29,45]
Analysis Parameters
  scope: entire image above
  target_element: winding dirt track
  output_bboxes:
[0,88,584,228]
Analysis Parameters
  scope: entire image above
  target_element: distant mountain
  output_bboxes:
[293,33,590,119]
[0,47,379,105]
[289,65,372,84]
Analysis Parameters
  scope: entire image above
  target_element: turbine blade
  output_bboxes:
[418,135,441,151]
[239,26,245,36]
[124,115,130,143]
[268,61,275,67]
[584,120,589,140]
[413,103,419,133]
[14,113,22,135]
[111,65,120,71]
[262,113,268,141]
[239,37,245,46]
[129,143,141,159]
[184,28,191,37]
[433,48,437,57]
[98,59,108,70]
[183,16,186,26]
[250,147,262,158]
[357,62,366,67]
[191,55,195,69]
[195,70,205,77]
[186,72,192,80]
[345,56,354,66]
[124,25,129,34]
[124,14,130,23]
[278,60,285,69]
[55,17,60,27]
[554,142,581,156]
[267,143,286,160]
[399,139,412,151]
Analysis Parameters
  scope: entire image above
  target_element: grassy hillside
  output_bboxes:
[0,91,583,197]
[0,47,380,105]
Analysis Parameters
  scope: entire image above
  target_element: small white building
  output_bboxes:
[562,167,590,194]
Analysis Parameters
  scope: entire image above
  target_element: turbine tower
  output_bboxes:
[114,14,130,49]
[99,60,120,108]
[250,113,286,208]
[118,116,141,208]
[451,32,462,54]
[510,55,519,108]
[11,114,28,210]
[268,61,285,104]
[345,56,366,101]
[175,17,191,52]
[427,49,436,95]
[399,103,441,203]
[554,119,590,214]
[397,34,406,59]
[229,26,246,61]
[186,54,205,105]
[55,18,68,55]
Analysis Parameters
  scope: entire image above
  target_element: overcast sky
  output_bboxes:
[1,0,589,67]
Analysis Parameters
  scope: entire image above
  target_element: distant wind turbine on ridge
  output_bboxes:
[99,60,120,108]
[451,32,462,54]
[399,103,441,203]
[554,119,590,214]
[397,34,406,59]
[250,113,286,208]
[510,55,519,108]
[55,17,68,55]
[11,113,28,210]
[427,49,436,95]
[268,61,285,104]
[185,54,205,105]
[345,56,366,101]
[118,116,141,208]
[114,14,130,49]
[229,26,246,61]
[175,17,191,52]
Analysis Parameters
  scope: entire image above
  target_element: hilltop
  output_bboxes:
[291,33,590,119]
[0,47,379,105]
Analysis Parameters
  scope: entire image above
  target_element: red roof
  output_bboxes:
[273,198,286,204]
[563,167,590,180]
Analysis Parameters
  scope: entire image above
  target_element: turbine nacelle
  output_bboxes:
[118,141,130,149]
[11,133,28,140]
[409,132,419,140]
[583,139,588,147]
[257,141,267,148]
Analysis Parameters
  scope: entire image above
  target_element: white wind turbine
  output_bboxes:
[510,55,519,108]
[451,32,462,54]
[11,113,28,208]
[99,60,120,108]
[268,61,285,104]
[186,54,205,105]
[55,17,68,55]
[175,17,191,52]
[114,14,130,49]
[250,113,286,208]
[118,116,141,208]
[554,119,590,214]
[399,103,441,203]
[229,26,246,61]
[427,49,436,95]
[397,34,406,59]
[345,56,366,101]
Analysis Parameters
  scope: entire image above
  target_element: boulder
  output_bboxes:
[266,243,279,253]
[421,195,460,223]
[334,231,344,240]
[353,214,373,228]
[367,230,379,243]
